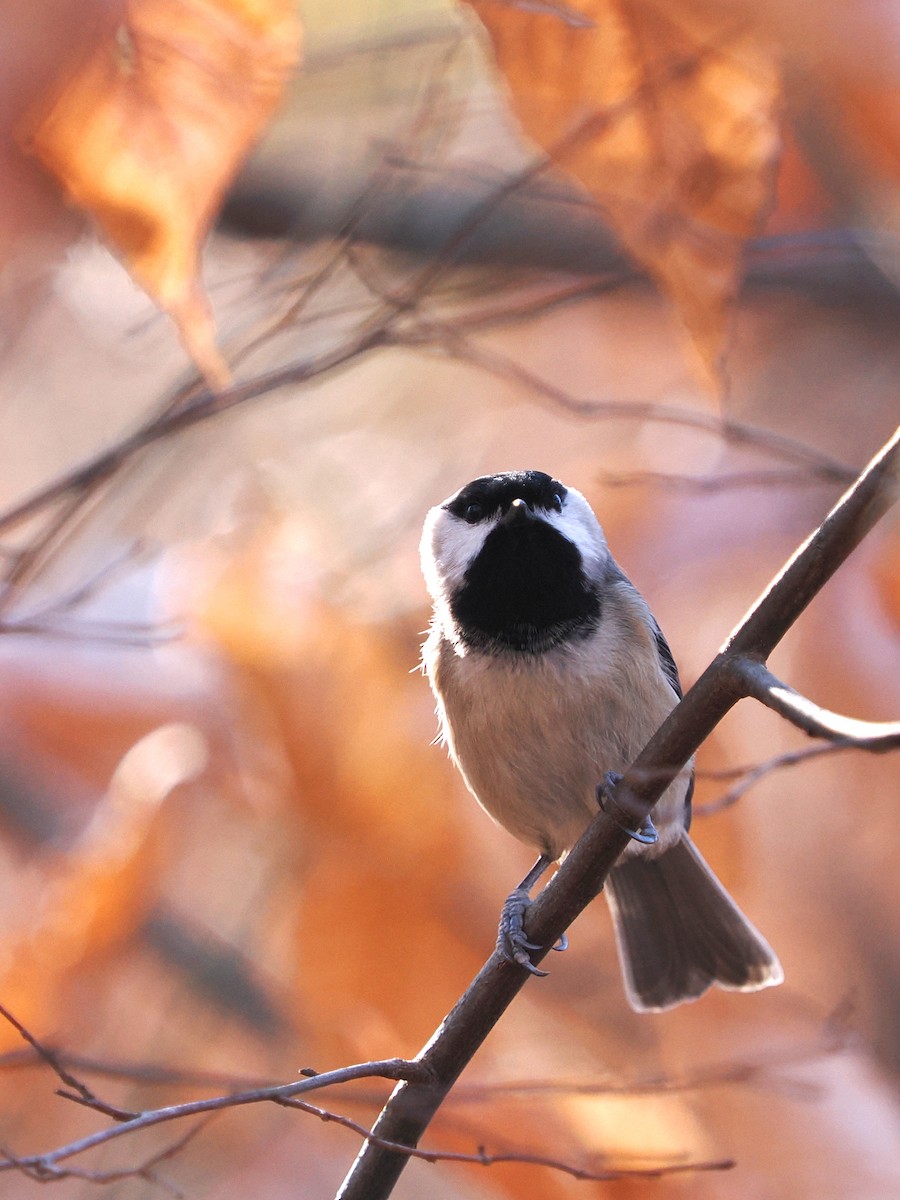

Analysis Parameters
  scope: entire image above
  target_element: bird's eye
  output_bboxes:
[549,492,563,513]
[464,502,484,524]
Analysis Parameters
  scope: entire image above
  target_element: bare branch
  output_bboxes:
[456,1004,853,1103]
[0,1000,850,1105]
[695,742,858,814]
[415,330,857,481]
[3,1119,209,1193]
[0,312,394,606]
[0,1054,427,1178]
[0,492,96,610]
[475,0,597,29]
[0,1044,730,1188]
[223,31,470,375]
[0,1048,275,1090]
[0,618,178,647]
[334,425,899,1200]
[734,659,900,748]
[595,468,847,492]
[0,1002,136,1123]
[0,995,852,1188]
[276,1095,733,1183]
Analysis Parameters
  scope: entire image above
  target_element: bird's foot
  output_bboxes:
[497,887,568,976]
[496,854,568,975]
[498,886,547,976]
[597,770,658,844]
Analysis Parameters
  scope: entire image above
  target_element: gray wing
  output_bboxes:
[606,560,683,699]
[633,590,696,825]
[605,560,694,823]
[650,615,682,699]
[648,613,694,827]
[657,619,696,825]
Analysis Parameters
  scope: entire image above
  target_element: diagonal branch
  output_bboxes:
[335,423,900,1200]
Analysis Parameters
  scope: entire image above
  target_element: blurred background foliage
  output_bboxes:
[0,1,898,1196]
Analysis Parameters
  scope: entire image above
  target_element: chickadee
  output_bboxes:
[420,470,783,1011]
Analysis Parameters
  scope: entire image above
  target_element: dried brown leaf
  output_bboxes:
[25,0,302,387]
[468,0,781,390]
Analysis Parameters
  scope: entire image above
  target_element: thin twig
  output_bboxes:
[276,1095,732,1182]
[4,1119,210,1194]
[0,317,394,543]
[0,1000,850,1102]
[417,329,856,481]
[694,742,859,815]
[0,618,179,647]
[596,468,847,492]
[475,0,598,29]
[0,991,853,1186]
[0,1057,427,1176]
[0,1002,135,1123]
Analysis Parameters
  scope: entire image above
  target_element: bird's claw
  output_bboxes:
[513,950,547,976]
[597,770,659,845]
[497,886,549,976]
[497,886,568,975]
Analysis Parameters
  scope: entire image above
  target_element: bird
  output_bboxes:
[419,469,783,1011]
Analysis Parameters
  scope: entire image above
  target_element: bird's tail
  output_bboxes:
[605,834,783,1012]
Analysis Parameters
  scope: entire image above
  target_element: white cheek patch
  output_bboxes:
[542,488,609,580]
[420,506,499,601]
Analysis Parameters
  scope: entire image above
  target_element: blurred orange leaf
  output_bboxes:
[0,724,207,1046]
[873,522,900,632]
[25,0,302,387]
[468,0,781,390]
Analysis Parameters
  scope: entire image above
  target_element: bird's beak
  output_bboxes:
[500,498,536,526]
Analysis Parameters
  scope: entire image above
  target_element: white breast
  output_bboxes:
[424,580,691,862]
